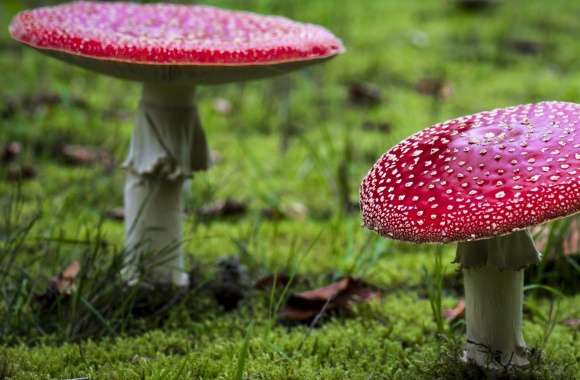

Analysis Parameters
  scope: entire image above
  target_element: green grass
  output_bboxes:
[1,0,579,378]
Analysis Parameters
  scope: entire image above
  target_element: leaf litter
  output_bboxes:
[278,277,381,324]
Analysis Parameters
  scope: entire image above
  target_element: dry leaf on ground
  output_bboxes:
[34,261,81,309]
[279,277,381,323]
[1,92,88,119]
[6,164,37,181]
[415,77,453,100]
[443,298,465,323]
[59,144,114,168]
[198,199,248,219]
[104,208,125,222]
[348,82,382,106]
[254,273,309,290]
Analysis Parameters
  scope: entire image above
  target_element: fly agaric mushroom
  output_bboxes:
[9,1,344,287]
[360,101,579,370]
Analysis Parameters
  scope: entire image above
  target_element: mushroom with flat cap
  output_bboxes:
[9,1,344,287]
[360,101,580,371]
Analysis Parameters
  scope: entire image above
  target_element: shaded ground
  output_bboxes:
[0,0,579,379]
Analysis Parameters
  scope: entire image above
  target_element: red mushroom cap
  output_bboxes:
[360,101,580,243]
[9,2,343,83]
[9,1,343,65]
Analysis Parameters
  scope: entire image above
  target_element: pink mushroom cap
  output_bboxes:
[360,101,580,243]
[9,1,344,83]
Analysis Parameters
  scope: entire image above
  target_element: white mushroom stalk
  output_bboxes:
[456,229,541,370]
[122,83,208,287]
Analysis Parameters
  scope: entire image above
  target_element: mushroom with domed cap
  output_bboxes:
[360,101,580,371]
[9,1,344,288]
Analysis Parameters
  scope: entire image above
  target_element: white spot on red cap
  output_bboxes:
[360,101,580,243]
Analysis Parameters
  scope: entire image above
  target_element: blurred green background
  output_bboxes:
[0,1,578,379]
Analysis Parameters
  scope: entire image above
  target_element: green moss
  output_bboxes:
[1,0,579,378]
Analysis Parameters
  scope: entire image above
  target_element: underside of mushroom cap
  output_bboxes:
[9,1,344,83]
[40,50,335,84]
[360,101,580,243]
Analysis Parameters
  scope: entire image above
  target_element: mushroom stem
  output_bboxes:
[463,264,528,369]
[122,83,208,287]
[124,172,187,286]
[457,229,541,370]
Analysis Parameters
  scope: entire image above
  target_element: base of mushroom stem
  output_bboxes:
[461,341,531,372]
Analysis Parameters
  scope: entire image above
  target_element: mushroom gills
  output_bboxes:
[122,83,209,287]
[456,229,541,370]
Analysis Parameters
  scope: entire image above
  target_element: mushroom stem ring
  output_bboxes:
[122,83,208,287]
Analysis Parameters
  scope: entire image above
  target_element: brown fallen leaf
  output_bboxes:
[1,92,89,120]
[52,261,81,294]
[348,82,382,107]
[34,261,81,309]
[255,273,291,290]
[279,277,381,324]
[59,144,114,168]
[6,164,37,181]
[416,77,454,100]
[564,319,579,329]
[104,208,125,222]
[198,199,248,219]
[443,298,466,323]
[1,142,22,164]
[255,273,308,290]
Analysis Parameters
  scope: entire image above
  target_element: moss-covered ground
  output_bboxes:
[0,0,579,379]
